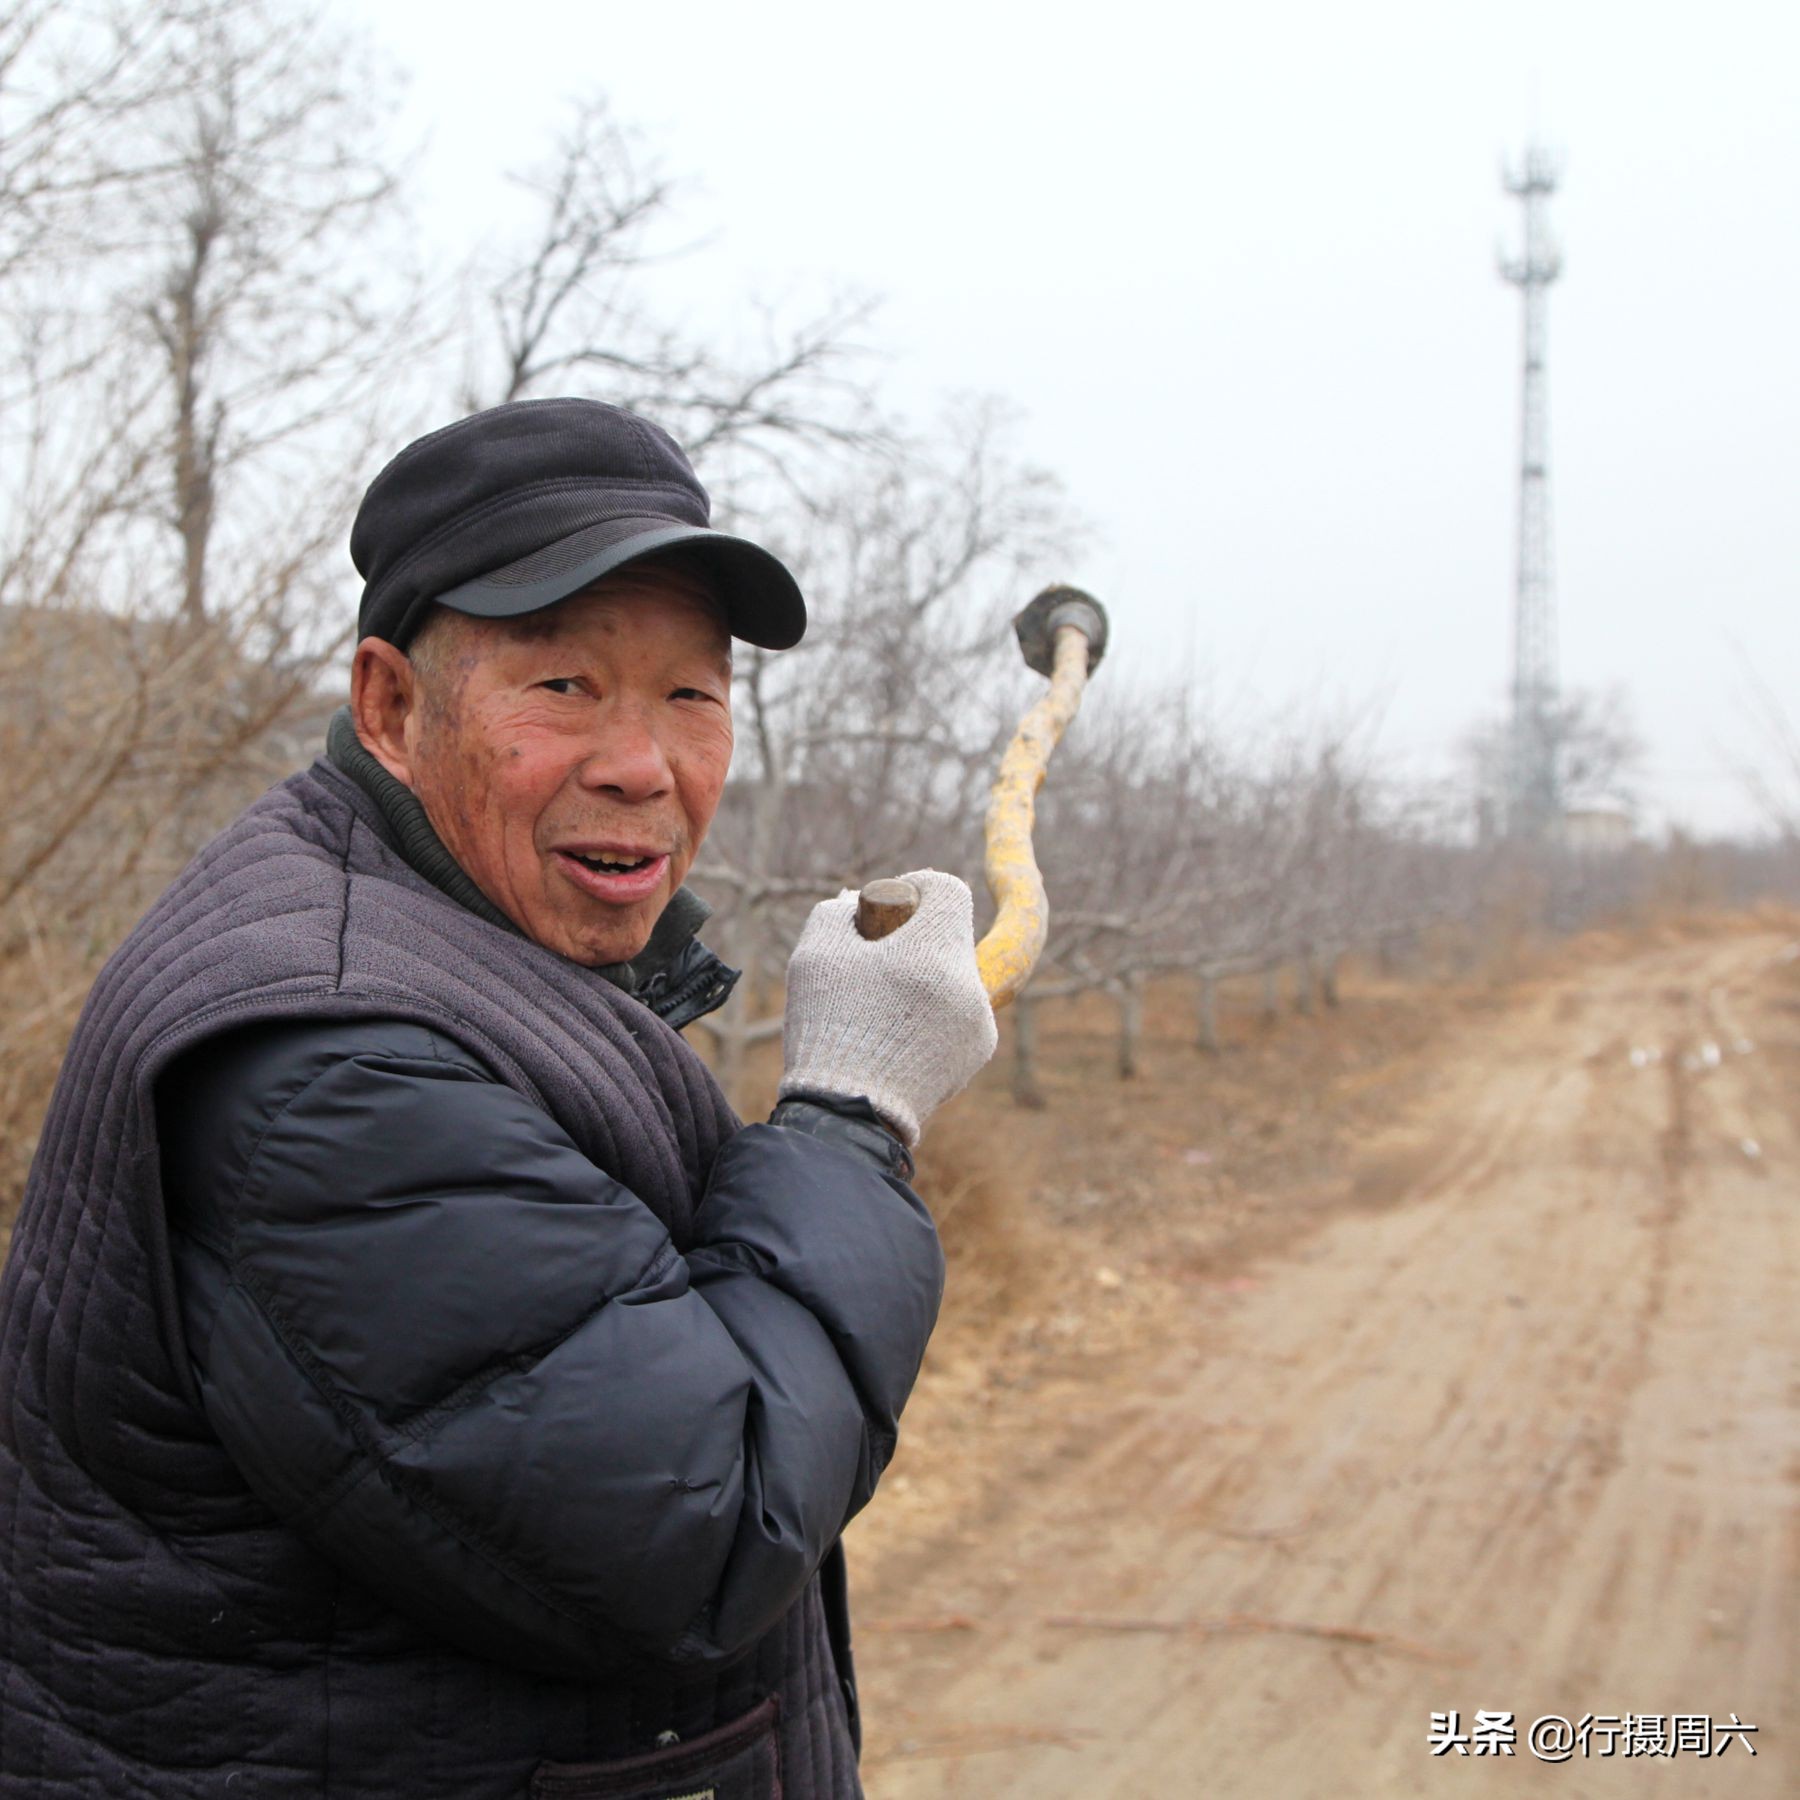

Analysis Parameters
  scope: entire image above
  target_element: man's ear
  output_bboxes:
[350,636,420,787]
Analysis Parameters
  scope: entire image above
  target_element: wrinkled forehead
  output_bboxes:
[500,563,732,660]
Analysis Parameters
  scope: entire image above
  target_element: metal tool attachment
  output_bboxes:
[1012,584,1108,679]
[853,584,1111,1012]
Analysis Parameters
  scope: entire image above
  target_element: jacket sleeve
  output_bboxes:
[157,1017,944,1677]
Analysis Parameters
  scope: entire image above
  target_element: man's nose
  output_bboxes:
[574,704,675,803]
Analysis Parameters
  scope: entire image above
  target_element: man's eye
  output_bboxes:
[671,687,717,703]
[539,678,582,695]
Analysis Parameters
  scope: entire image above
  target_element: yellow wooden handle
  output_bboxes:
[972,624,1093,1009]
[851,620,1095,1009]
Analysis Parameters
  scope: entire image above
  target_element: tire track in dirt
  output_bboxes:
[855,929,1799,1797]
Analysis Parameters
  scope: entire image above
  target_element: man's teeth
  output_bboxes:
[573,852,650,871]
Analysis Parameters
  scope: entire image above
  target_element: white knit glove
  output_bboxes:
[778,869,999,1147]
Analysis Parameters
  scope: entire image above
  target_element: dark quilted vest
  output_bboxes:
[0,760,860,1797]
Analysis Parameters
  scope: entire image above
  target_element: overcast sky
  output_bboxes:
[362,0,1799,837]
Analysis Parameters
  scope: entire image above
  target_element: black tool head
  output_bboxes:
[1012,585,1109,679]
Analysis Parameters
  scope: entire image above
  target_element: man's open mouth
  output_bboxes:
[567,851,653,875]
[552,847,671,902]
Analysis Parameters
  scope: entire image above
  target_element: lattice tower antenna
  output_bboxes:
[1499,144,1563,837]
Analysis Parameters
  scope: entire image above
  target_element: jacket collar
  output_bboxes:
[324,707,737,1030]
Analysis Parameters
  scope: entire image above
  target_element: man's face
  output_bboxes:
[398,573,734,967]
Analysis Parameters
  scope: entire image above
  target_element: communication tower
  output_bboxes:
[1499,145,1563,837]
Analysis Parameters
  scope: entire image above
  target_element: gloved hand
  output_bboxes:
[778,869,999,1147]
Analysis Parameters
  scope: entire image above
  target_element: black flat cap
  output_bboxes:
[351,397,806,651]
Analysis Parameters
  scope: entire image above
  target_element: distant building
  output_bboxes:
[1556,806,1636,855]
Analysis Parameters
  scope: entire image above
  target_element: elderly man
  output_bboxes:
[0,398,997,1797]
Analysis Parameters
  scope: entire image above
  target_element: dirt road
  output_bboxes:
[851,927,1798,1795]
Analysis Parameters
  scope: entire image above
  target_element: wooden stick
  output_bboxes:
[975,624,1094,1008]
[853,590,1106,1007]
[855,876,922,941]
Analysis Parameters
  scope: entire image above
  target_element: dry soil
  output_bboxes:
[846,921,1799,1797]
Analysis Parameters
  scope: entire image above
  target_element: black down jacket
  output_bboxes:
[0,756,936,1797]
[156,1014,942,1785]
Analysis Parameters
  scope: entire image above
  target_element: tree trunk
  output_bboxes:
[1378,926,1418,974]
[711,896,765,1112]
[1261,963,1280,1025]
[1321,950,1341,1008]
[717,678,788,1114]
[714,980,752,1111]
[1196,968,1219,1054]
[163,198,224,628]
[1117,972,1143,1079]
[1296,944,1316,1016]
[1012,994,1045,1108]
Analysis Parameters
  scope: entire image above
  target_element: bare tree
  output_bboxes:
[0,0,418,1218]
[464,95,880,504]
[1461,685,1643,836]
[128,1,417,632]
[0,0,417,891]
[3,0,419,634]
[0,2,203,279]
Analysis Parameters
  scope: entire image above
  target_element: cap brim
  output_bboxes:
[435,518,806,650]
